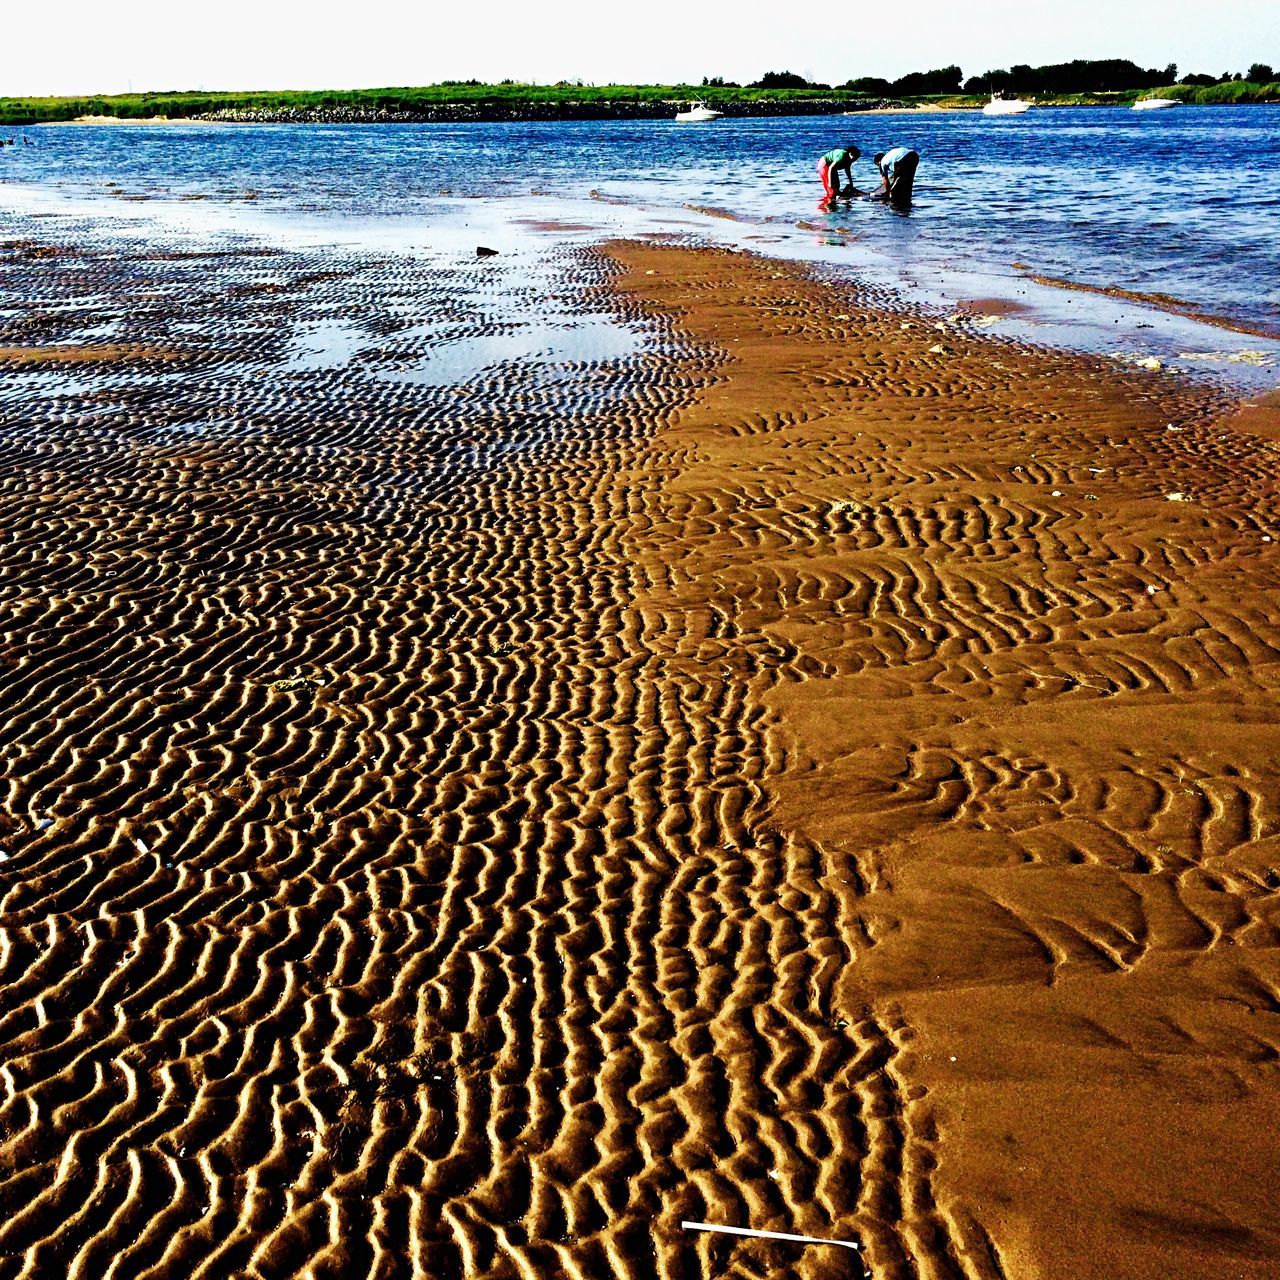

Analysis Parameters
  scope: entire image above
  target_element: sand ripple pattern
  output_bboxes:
[5,228,1280,1280]
[607,245,1280,1280]
[0,229,916,1280]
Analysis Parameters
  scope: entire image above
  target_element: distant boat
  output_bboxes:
[982,93,1032,116]
[675,102,724,123]
[1133,97,1181,111]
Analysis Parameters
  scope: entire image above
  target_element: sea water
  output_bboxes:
[2,108,1278,382]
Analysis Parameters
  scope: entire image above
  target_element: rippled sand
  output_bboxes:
[1,230,1278,1280]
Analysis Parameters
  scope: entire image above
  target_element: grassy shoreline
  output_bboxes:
[2,80,1278,126]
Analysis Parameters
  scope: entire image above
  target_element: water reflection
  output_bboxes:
[5,108,1278,334]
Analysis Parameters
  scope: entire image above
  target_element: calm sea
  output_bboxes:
[2,107,1279,375]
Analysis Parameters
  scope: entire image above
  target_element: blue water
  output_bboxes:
[2,107,1279,349]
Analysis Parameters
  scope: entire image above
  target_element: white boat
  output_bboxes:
[982,93,1032,116]
[675,102,723,123]
[1133,97,1181,111]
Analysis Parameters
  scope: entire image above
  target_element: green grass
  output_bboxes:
[1,79,1276,125]
[1142,80,1280,104]
[0,83,876,125]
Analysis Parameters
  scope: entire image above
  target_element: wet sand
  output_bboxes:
[1,229,1278,1280]
[1024,273,1280,341]
[609,244,1280,1280]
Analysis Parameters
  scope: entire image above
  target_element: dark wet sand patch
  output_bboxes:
[954,295,1035,317]
[511,219,600,233]
[0,342,192,366]
[681,204,750,221]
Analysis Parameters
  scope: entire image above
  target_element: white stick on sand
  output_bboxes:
[681,1221,861,1251]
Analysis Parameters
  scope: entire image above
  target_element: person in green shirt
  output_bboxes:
[818,145,861,205]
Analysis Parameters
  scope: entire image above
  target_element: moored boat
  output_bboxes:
[982,93,1032,116]
[675,102,724,122]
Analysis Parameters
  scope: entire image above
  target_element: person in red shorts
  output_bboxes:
[818,144,861,206]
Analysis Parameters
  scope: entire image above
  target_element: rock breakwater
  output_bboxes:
[194,99,901,125]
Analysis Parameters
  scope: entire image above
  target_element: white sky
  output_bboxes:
[6,0,1278,96]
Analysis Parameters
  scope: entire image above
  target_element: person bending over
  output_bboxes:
[872,147,920,207]
[818,145,861,205]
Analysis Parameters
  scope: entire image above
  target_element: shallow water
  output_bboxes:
[2,109,1279,386]
[5,110,1278,319]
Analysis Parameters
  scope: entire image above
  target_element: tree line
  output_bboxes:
[3,61,1276,127]
[708,59,1277,96]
